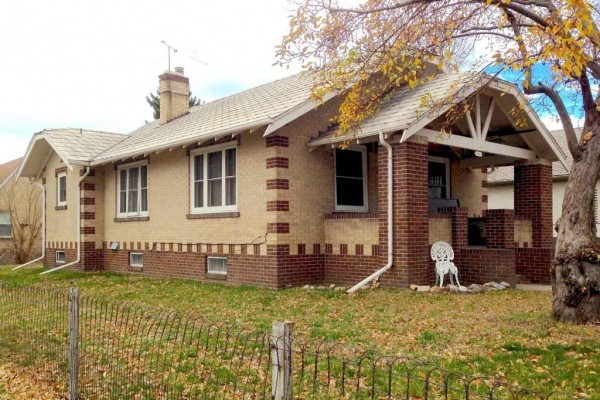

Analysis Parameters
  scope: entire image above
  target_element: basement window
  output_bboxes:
[0,211,11,238]
[207,257,227,275]
[130,252,144,268]
[55,251,65,264]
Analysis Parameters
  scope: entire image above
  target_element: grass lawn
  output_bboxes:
[0,264,598,398]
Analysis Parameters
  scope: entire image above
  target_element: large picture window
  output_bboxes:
[117,162,148,217]
[57,171,67,207]
[190,145,237,213]
[0,211,11,238]
[334,148,368,212]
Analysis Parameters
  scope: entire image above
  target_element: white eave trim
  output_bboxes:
[264,92,338,137]
[16,134,74,179]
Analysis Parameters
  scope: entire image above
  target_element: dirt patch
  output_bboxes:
[0,363,65,400]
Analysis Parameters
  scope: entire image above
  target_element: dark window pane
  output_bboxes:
[141,166,147,189]
[120,192,127,213]
[208,152,222,179]
[226,177,236,206]
[129,168,139,190]
[194,155,203,181]
[194,181,203,208]
[428,161,447,199]
[0,225,11,237]
[208,180,222,207]
[226,149,236,177]
[336,149,363,178]
[59,176,67,202]
[141,188,148,212]
[128,190,138,213]
[336,177,364,206]
[120,170,127,191]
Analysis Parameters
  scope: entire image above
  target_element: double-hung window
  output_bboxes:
[334,148,368,212]
[57,172,67,207]
[190,145,237,213]
[0,211,11,238]
[117,162,148,217]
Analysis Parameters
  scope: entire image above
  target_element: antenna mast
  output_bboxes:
[161,40,178,72]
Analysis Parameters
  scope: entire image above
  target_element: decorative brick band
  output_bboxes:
[355,244,364,255]
[81,197,95,205]
[266,179,289,190]
[82,182,95,191]
[55,167,67,176]
[266,201,289,212]
[298,244,306,255]
[81,212,95,220]
[80,168,96,177]
[267,222,290,234]
[266,136,289,148]
[325,244,333,254]
[481,180,488,188]
[482,195,488,203]
[325,212,377,219]
[42,178,46,185]
[267,244,290,256]
[81,226,95,235]
[186,212,240,219]
[340,244,348,255]
[266,157,289,169]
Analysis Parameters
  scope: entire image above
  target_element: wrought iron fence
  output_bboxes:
[0,283,579,400]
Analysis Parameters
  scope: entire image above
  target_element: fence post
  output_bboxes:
[272,321,294,400]
[68,288,79,400]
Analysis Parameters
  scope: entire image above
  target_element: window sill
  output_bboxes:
[326,212,377,220]
[55,205,67,211]
[114,216,150,223]
[129,266,144,272]
[205,272,227,281]
[187,212,240,219]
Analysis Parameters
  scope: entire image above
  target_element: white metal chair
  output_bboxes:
[431,241,460,287]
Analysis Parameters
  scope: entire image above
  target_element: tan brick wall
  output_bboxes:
[450,161,487,217]
[429,217,452,245]
[102,131,269,253]
[41,152,80,246]
[324,218,378,255]
[514,219,532,248]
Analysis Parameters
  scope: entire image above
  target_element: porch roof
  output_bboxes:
[308,72,568,170]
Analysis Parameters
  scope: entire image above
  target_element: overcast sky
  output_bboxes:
[0,1,582,164]
[0,0,302,163]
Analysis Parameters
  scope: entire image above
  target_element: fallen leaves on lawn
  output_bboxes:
[0,362,65,400]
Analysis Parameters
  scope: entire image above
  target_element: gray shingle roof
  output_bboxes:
[93,73,315,164]
[488,129,577,184]
[42,128,126,163]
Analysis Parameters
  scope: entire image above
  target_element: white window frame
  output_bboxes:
[207,256,228,275]
[189,143,238,214]
[130,252,144,267]
[57,171,67,207]
[117,161,149,218]
[334,147,368,212]
[55,251,65,264]
[0,211,11,238]
[428,156,451,199]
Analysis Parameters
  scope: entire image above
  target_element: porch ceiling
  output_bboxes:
[307,72,568,171]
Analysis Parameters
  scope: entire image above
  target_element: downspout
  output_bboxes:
[40,167,90,275]
[12,180,45,270]
[347,131,393,293]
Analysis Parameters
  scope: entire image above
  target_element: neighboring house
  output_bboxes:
[17,67,567,287]
[488,129,593,242]
[0,158,42,264]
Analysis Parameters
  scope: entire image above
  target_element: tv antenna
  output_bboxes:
[161,40,178,72]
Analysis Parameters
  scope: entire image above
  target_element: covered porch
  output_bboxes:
[310,72,566,287]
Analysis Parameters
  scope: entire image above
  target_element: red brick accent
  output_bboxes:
[81,182,95,191]
[481,180,488,188]
[54,167,67,176]
[340,244,348,255]
[355,244,364,255]
[267,201,289,212]
[266,136,289,148]
[453,248,516,286]
[313,244,321,254]
[266,157,289,169]
[266,179,289,190]
[325,244,333,254]
[267,223,289,234]
[80,197,95,205]
[378,140,429,287]
[81,227,95,235]
[481,167,488,174]
[516,248,553,284]
[267,244,290,256]
[253,244,261,255]
[448,207,469,248]
[80,168,96,177]
[481,194,488,203]
[298,244,306,255]
[483,209,515,249]
[80,212,95,220]
[42,178,46,185]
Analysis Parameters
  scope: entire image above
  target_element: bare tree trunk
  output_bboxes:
[554,118,600,324]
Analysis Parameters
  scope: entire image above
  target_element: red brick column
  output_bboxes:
[514,161,553,248]
[378,137,429,287]
[484,209,515,249]
[448,207,468,249]
[514,160,553,283]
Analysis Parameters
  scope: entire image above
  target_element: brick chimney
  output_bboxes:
[159,66,190,124]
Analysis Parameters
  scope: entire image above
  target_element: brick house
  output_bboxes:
[16,68,566,288]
